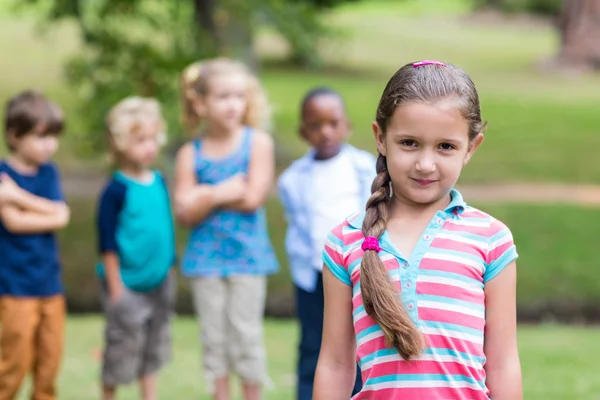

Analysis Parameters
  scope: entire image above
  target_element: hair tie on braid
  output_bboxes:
[362,236,381,252]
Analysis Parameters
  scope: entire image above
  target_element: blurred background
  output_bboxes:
[1,0,599,398]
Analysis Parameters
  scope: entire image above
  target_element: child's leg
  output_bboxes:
[0,297,39,399]
[138,272,177,400]
[101,286,151,399]
[227,275,267,400]
[31,295,66,400]
[190,277,230,400]
[295,273,324,400]
[138,374,157,400]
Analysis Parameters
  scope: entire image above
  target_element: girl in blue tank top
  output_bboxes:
[174,58,278,400]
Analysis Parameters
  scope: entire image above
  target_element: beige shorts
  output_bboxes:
[190,275,268,390]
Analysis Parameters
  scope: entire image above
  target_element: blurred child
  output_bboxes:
[314,61,522,400]
[278,87,374,400]
[96,97,176,400]
[174,58,278,400]
[0,90,70,400]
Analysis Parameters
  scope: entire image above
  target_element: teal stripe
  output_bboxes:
[420,320,484,337]
[326,232,344,248]
[322,251,351,286]
[356,324,381,341]
[359,348,398,366]
[358,347,487,369]
[484,246,518,283]
[365,373,484,386]
[418,294,485,311]
[489,227,510,243]
[423,347,486,365]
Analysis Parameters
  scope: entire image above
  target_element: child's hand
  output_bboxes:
[216,174,247,204]
[109,283,124,304]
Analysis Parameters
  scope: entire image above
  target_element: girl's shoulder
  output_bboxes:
[247,127,273,149]
[456,204,513,237]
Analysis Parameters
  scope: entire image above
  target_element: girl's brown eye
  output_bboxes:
[439,143,455,150]
[401,140,417,147]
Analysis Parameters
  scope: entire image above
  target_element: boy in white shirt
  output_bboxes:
[278,87,375,400]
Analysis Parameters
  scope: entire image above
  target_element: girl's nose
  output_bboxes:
[415,154,436,173]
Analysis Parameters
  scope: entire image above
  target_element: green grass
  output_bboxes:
[1,1,600,182]
[475,203,600,316]
[12,317,600,400]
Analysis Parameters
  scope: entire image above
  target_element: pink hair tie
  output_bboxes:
[361,236,381,253]
[413,60,447,68]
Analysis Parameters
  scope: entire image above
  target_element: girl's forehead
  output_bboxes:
[208,73,247,90]
[388,102,468,138]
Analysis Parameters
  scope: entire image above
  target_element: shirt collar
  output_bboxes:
[347,188,466,229]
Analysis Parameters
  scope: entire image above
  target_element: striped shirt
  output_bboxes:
[322,189,518,400]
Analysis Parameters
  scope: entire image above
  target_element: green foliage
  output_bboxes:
[474,0,563,15]
[11,0,349,156]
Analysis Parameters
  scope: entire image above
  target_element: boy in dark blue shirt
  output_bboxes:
[0,90,69,400]
[96,97,176,400]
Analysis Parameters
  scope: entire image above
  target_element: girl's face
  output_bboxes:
[195,73,248,131]
[373,101,483,207]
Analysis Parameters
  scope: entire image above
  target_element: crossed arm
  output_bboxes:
[0,174,70,234]
[173,130,275,227]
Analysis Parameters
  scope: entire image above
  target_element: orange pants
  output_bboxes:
[0,296,65,400]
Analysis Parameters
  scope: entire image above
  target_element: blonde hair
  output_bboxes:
[105,96,167,161]
[180,58,271,134]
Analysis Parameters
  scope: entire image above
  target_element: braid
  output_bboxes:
[360,153,425,360]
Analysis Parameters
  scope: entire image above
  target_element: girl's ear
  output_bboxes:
[464,132,484,165]
[372,121,387,156]
[191,96,207,118]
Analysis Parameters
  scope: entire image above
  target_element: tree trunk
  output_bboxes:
[557,0,600,69]
[192,0,258,72]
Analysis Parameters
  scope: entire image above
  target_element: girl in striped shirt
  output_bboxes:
[314,61,522,400]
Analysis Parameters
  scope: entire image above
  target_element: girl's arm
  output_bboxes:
[173,142,244,227]
[227,130,275,212]
[484,260,522,400]
[313,266,357,400]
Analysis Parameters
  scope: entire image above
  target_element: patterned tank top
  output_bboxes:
[181,127,279,277]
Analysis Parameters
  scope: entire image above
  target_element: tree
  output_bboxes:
[557,0,600,70]
[15,0,355,153]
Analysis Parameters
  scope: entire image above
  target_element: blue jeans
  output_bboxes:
[296,272,362,400]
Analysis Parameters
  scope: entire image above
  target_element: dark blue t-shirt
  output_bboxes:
[0,161,64,297]
[96,171,176,292]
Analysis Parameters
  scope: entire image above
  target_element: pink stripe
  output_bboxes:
[371,359,484,378]
[417,282,485,305]
[344,230,364,246]
[419,258,483,281]
[488,241,513,263]
[426,334,485,357]
[354,386,489,400]
[431,237,486,258]
[419,307,485,331]
[444,223,494,236]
